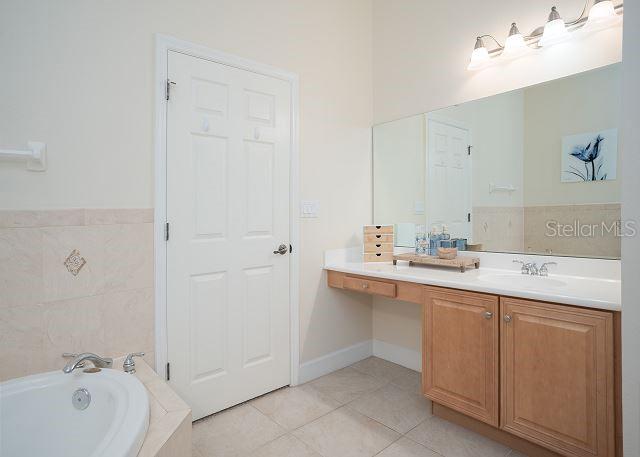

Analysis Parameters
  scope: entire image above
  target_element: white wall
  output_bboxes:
[523,64,621,206]
[373,0,623,124]
[621,0,640,454]
[371,0,623,358]
[373,114,425,225]
[0,0,374,364]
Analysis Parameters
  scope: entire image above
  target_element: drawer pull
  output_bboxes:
[376,243,381,248]
[343,276,396,298]
[376,235,381,239]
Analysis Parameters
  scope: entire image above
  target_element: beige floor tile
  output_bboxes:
[389,368,423,394]
[293,407,400,457]
[348,383,431,433]
[406,416,511,457]
[309,367,387,404]
[247,434,321,457]
[351,357,411,382]
[376,437,441,457]
[192,404,285,457]
[250,384,341,430]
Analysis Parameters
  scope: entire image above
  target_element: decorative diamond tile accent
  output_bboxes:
[64,249,86,276]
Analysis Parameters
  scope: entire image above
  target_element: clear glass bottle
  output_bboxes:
[428,227,438,256]
[415,225,426,255]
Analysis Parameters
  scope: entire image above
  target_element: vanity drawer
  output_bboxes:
[363,252,394,262]
[343,275,397,298]
[364,225,394,235]
[364,233,394,243]
[364,242,394,253]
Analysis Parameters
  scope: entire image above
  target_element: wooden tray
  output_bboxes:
[392,253,480,273]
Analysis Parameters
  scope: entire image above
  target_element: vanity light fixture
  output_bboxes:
[467,0,623,70]
[539,7,571,47]
[467,37,490,70]
[587,0,621,28]
[502,23,529,58]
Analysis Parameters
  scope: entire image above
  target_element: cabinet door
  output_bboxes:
[423,287,499,426]
[500,297,614,457]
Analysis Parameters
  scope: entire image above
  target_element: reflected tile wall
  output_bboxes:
[523,204,621,258]
[0,209,155,382]
[472,207,525,253]
[472,204,621,258]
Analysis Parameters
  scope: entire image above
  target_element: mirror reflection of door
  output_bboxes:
[426,116,471,241]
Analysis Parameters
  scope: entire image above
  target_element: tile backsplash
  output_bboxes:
[0,209,155,381]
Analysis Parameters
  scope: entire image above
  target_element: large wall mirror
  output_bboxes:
[373,63,621,259]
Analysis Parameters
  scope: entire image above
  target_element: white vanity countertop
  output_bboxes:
[325,248,621,311]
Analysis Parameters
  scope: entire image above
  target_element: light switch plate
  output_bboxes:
[300,200,320,218]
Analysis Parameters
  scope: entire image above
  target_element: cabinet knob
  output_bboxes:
[504,314,512,323]
[362,283,369,289]
[483,311,493,320]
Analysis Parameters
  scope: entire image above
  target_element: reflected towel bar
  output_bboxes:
[0,141,47,171]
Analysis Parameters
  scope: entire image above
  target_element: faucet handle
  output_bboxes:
[513,259,529,274]
[123,352,145,374]
[539,262,557,276]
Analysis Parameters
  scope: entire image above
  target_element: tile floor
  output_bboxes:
[192,357,525,457]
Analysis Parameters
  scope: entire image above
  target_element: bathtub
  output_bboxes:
[0,367,149,457]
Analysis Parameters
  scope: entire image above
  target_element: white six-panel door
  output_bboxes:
[166,50,291,420]
[427,118,472,240]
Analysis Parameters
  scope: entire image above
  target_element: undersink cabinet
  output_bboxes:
[422,287,499,427]
[423,289,615,457]
[500,297,615,457]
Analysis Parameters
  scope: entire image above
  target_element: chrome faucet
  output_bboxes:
[513,259,557,276]
[539,262,557,276]
[62,353,113,374]
[123,352,145,374]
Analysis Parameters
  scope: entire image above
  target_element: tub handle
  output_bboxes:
[123,352,146,374]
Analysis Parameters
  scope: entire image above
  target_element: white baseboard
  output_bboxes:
[298,340,373,384]
[372,339,421,372]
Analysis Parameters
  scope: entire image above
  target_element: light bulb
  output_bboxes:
[586,0,620,29]
[503,23,529,59]
[539,6,571,47]
[468,37,490,70]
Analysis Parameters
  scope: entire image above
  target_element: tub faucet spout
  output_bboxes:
[62,353,113,373]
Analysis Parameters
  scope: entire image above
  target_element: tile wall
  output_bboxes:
[0,209,155,381]
[472,204,621,258]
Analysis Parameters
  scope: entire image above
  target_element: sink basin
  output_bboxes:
[477,273,567,289]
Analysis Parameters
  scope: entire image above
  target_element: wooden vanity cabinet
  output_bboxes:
[422,287,499,426]
[500,297,615,457]
[423,289,615,457]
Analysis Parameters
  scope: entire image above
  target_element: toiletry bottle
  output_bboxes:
[441,224,450,240]
[415,225,426,255]
[429,227,438,256]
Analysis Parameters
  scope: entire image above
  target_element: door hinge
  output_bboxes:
[166,79,176,101]
[468,213,471,222]
[165,222,170,241]
[467,145,472,156]
[166,362,170,381]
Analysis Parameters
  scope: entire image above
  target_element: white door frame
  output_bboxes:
[153,34,300,386]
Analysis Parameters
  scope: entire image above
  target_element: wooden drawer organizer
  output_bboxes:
[363,225,394,262]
